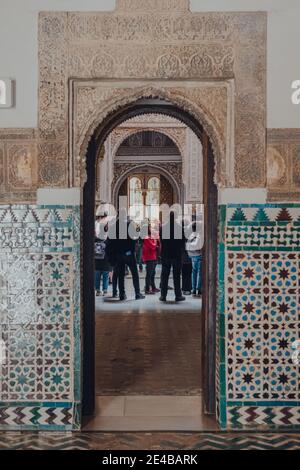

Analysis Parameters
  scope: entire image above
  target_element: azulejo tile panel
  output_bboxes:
[0,205,81,430]
[218,204,300,429]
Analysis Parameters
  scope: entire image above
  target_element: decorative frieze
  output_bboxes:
[37,8,266,189]
[115,0,190,13]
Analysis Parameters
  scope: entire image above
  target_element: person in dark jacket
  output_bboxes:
[94,237,110,296]
[94,216,110,296]
[159,211,186,302]
[106,216,145,301]
[181,249,192,295]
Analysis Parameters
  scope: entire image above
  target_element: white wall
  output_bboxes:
[0,0,299,128]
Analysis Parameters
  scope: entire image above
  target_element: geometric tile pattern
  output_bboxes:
[0,405,74,430]
[226,205,300,249]
[227,406,300,428]
[1,431,300,450]
[227,252,299,402]
[0,205,81,430]
[219,204,300,429]
[2,203,300,431]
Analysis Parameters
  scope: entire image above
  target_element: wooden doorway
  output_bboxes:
[82,100,217,420]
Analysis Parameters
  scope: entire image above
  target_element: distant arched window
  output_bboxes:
[128,175,161,224]
[146,177,160,222]
[129,176,143,223]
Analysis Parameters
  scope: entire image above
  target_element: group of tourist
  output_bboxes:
[94,210,203,302]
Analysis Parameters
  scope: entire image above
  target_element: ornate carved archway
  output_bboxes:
[71,82,230,188]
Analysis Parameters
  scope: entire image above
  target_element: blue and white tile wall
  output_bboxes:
[2,202,300,431]
[218,204,300,429]
[0,205,81,430]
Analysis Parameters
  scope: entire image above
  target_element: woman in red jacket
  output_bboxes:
[142,224,160,294]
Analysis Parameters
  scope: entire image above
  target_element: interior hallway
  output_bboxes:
[83,270,215,431]
[95,270,202,395]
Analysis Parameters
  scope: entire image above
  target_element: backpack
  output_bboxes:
[186,233,202,253]
[95,239,106,260]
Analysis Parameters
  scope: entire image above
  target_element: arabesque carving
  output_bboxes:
[0,4,268,199]
[71,80,231,188]
[115,0,190,12]
[110,126,186,159]
[37,7,266,190]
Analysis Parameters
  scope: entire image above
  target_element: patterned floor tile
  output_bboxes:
[1,432,300,450]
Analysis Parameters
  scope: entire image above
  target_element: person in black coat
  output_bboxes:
[181,249,192,295]
[94,217,110,296]
[106,216,145,301]
[159,211,186,302]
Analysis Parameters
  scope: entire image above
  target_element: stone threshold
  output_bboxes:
[83,395,218,431]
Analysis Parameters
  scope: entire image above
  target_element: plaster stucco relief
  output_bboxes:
[0,7,267,199]
[0,129,38,202]
[38,141,68,187]
[69,43,234,80]
[71,80,230,189]
[115,0,190,12]
[7,143,38,190]
[0,143,4,190]
[120,114,184,126]
[36,8,266,190]
[186,128,203,203]
[292,145,300,188]
[111,127,186,159]
[267,129,300,201]
[267,146,287,187]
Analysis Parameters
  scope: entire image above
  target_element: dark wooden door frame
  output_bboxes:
[202,133,218,414]
[82,101,217,417]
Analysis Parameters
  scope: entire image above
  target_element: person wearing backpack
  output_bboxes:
[159,211,186,302]
[186,221,203,297]
[106,214,145,301]
[95,215,110,296]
